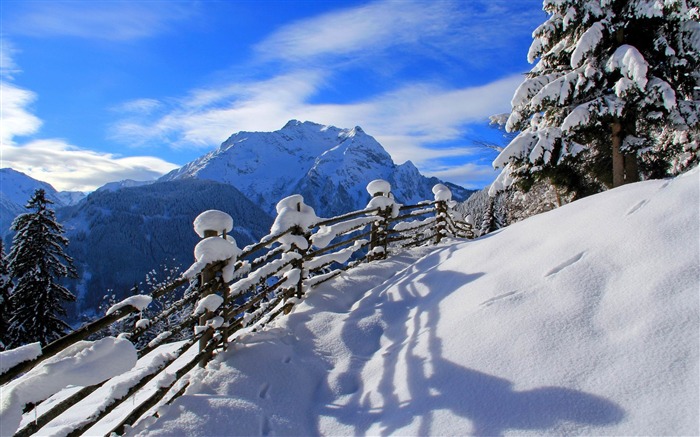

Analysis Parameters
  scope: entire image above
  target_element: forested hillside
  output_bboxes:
[59,180,272,316]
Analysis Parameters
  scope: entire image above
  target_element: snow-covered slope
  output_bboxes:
[161,120,473,217]
[137,170,699,436]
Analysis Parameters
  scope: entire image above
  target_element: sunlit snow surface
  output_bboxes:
[129,170,696,436]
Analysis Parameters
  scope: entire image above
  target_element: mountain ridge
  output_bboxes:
[162,120,474,217]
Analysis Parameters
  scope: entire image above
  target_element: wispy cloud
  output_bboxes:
[255,1,461,62]
[4,1,198,41]
[255,0,541,67]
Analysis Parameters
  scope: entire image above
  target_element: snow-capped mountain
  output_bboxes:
[0,168,85,238]
[162,121,474,217]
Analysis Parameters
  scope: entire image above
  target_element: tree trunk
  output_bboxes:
[611,121,625,188]
[624,152,640,183]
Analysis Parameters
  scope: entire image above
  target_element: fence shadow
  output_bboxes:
[309,246,625,436]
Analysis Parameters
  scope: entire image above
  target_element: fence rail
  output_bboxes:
[1,180,473,436]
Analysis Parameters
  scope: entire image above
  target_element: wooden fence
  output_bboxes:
[1,180,473,436]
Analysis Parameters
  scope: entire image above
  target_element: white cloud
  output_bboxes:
[1,140,178,192]
[1,47,179,192]
[4,1,198,41]
[423,163,499,190]
[0,81,42,144]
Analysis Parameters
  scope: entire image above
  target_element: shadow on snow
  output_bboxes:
[302,245,625,436]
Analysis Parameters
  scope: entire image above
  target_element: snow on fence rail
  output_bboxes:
[0,180,473,436]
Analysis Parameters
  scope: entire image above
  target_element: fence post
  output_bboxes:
[465,214,475,239]
[366,180,394,261]
[192,210,235,366]
[271,195,313,315]
[432,184,453,244]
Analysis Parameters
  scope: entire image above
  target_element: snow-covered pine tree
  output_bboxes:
[480,196,498,236]
[492,0,699,197]
[7,189,77,347]
[0,240,12,350]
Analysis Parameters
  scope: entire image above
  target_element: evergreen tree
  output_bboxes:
[0,240,12,350]
[492,0,699,197]
[7,189,77,347]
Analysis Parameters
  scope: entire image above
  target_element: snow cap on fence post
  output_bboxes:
[366,179,400,218]
[432,183,452,202]
[367,179,392,197]
[194,210,234,238]
[270,194,318,251]
[184,211,241,281]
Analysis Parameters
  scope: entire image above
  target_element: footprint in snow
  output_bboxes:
[259,383,270,399]
[260,415,271,436]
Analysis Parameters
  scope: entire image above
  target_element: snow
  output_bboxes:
[159,121,472,219]
[570,21,604,68]
[605,44,649,90]
[0,342,41,374]
[432,184,452,202]
[184,236,241,279]
[134,169,700,436]
[310,217,376,249]
[106,295,153,316]
[194,294,224,315]
[366,179,392,196]
[269,195,319,241]
[193,210,234,238]
[1,337,137,436]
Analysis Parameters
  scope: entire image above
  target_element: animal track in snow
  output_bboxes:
[480,291,520,307]
[626,199,649,216]
[545,252,585,277]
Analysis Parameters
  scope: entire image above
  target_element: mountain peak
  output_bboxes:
[162,121,472,216]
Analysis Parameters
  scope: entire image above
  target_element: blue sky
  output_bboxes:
[1,0,545,192]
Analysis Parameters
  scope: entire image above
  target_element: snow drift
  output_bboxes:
[135,170,698,436]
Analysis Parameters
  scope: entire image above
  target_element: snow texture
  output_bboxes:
[184,237,241,279]
[366,180,401,218]
[105,295,153,316]
[0,342,41,374]
[194,294,224,315]
[432,184,452,202]
[269,195,319,249]
[366,179,392,196]
[136,169,699,436]
[193,210,234,238]
[0,337,137,436]
[570,21,605,68]
[605,44,649,90]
